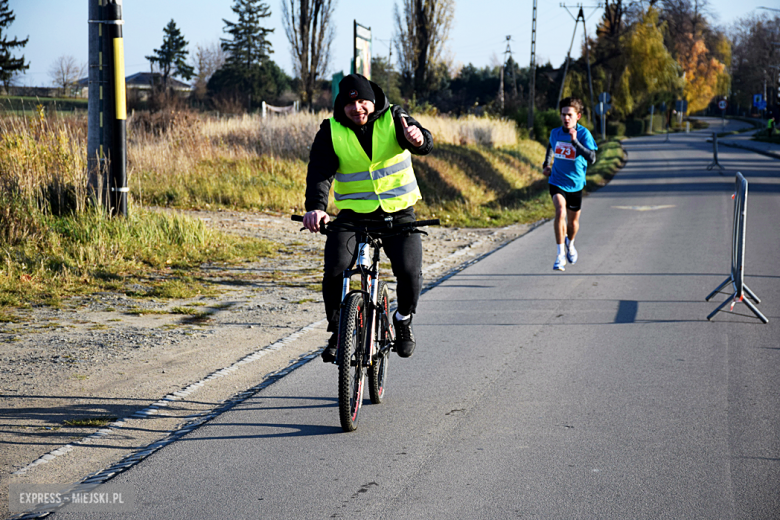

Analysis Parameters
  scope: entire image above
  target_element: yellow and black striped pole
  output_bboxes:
[87,0,127,217]
[106,0,127,216]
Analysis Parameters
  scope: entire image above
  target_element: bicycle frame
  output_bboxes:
[339,232,394,367]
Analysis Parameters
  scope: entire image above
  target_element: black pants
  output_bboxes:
[322,208,423,332]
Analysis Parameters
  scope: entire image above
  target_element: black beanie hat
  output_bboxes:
[339,74,376,104]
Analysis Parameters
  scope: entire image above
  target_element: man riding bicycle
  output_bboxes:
[301,73,434,363]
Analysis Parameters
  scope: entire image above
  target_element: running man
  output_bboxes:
[542,97,598,271]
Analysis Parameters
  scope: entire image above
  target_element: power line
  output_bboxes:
[557,3,602,128]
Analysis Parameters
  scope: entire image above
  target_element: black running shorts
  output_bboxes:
[549,184,583,211]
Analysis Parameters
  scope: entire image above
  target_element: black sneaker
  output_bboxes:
[393,315,416,358]
[321,333,337,363]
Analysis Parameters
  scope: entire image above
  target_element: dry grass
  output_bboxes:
[413,139,550,226]
[129,110,525,215]
[414,114,519,147]
[0,108,89,218]
[0,107,553,228]
[0,108,277,308]
[0,107,617,230]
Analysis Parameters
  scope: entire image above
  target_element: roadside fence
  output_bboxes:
[705,172,768,323]
[261,100,299,118]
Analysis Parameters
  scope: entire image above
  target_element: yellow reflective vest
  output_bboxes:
[330,108,422,213]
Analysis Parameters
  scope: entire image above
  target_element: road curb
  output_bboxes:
[718,140,780,160]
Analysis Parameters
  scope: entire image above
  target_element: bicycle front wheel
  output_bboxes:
[338,292,365,432]
[369,281,391,404]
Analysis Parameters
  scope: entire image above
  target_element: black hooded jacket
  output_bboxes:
[304,80,434,212]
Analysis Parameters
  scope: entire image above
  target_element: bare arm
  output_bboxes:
[542,143,554,176]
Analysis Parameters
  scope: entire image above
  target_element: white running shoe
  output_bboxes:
[553,254,566,271]
[565,238,578,264]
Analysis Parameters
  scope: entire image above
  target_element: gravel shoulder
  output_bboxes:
[0,210,537,518]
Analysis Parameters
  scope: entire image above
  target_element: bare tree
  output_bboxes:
[393,0,454,97]
[191,41,227,101]
[730,12,780,112]
[281,0,335,108]
[48,55,85,97]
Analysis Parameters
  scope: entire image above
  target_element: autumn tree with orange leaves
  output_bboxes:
[584,0,730,120]
[676,33,726,113]
[617,7,681,117]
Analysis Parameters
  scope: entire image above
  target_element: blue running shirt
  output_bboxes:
[548,124,597,192]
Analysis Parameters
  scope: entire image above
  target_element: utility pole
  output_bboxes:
[528,0,537,139]
[504,36,518,102]
[499,36,514,112]
[499,65,505,112]
[558,3,601,129]
[88,0,127,217]
[582,13,595,129]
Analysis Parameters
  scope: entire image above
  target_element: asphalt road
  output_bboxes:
[55,120,779,519]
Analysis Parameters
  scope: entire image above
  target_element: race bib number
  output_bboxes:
[554,141,576,160]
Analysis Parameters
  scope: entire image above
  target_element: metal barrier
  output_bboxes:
[706,132,724,172]
[705,172,768,323]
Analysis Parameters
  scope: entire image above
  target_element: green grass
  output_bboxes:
[170,306,203,315]
[137,156,308,211]
[753,130,780,144]
[126,308,169,316]
[410,138,624,227]
[63,416,117,427]
[0,96,88,114]
[0,205,277,309]
[585,139,625,190]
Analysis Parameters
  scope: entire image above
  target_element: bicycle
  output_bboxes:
[292,214,439,432]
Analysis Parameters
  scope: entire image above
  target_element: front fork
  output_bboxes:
[339,242,378,366]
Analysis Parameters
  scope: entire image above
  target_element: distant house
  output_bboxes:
[75,72,193,100]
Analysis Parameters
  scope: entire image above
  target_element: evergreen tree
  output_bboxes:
[146,19,195,86]
[221,0,274,71]
[0,0,29,92]
[371,56,402,105]
[207,59,290,110]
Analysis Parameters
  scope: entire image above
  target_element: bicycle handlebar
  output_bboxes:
[291,214,440,233]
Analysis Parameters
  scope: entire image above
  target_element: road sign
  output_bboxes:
[660,102,667,112]
[594,101,611,115]
[598,92,611,103]
[675,99,688,113]
[718,99,727,110]
[753,94,763,107]
[758,100,767,111]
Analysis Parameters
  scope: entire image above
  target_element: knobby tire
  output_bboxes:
[338,293,365,432]
[368,282,391,404]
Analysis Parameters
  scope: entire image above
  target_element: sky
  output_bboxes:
[6,0,777,88]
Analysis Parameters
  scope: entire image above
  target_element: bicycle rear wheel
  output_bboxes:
[369,282,391,404]
[338,292,365,432]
